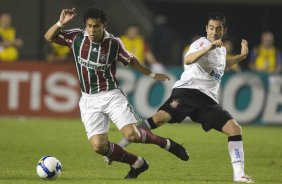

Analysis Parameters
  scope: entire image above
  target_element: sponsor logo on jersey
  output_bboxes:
[170,99,180,108]
[78,56,110,71]
[210,69,223,81]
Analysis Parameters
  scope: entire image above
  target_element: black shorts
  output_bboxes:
[158,88,233,132]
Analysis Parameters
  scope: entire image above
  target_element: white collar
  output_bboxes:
[83,29,110,43]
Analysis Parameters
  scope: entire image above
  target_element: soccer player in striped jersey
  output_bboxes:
[116,12,254,183]
[44,7,189,179]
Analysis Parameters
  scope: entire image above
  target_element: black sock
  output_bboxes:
[145,118,158,129]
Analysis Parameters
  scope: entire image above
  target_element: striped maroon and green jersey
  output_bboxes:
[53,29,133,94]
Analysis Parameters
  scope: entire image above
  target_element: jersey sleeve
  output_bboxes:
[116,38,133,65]
[53,28,82,48]
[184,38,209,57]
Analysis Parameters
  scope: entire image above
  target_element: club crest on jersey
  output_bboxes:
[99,54,107,63]
[196,42,205,49]
[170,99,180,108]
[210,69,223,81]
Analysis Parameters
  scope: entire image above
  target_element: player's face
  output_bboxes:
[206,20,226,42]
[127,26,140,39]
[86,18,105,42]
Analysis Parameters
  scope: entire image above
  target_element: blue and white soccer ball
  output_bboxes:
[36,156,62,180]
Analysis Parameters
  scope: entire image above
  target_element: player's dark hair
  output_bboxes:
[83,7,108,23]
[207,12,227,28]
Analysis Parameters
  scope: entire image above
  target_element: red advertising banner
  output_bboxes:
[0,61,81,117]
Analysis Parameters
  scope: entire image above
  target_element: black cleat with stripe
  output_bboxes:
[167,139,189,161]
[124,159,149,179]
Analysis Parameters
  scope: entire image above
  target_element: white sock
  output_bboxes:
[132,157,144,169]
[228,141,245,180]
[118,138,130,148]
[164,139,170,150]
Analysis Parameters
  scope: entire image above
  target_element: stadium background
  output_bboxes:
[1,0,282,62]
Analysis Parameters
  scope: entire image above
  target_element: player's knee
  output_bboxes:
[123,129,140,142]
[122,126,140,142]
[225,120,242,136]
[232,123,242,135]
[121,124,140,142]
[91,141,108,154]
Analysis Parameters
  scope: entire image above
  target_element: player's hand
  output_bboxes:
[205,39,223,52]
[59,8,76,26]
[153,73,171,81]
[240,39,248,57]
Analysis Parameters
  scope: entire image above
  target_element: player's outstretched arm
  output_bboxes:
[226,39,248,68]
[44,8,76,42]
[184,40,223,65]
[129,57,170,81]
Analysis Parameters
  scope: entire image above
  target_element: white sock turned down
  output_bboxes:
[132,157,144,169]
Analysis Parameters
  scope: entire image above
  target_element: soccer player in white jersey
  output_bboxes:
[115,12,254,183]
[44,7,189,179]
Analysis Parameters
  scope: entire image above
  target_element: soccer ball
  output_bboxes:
[36,156,62,180]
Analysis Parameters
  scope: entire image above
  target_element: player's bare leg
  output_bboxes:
[222,119,254,183]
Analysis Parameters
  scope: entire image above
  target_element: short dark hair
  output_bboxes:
[83,7,108,23]
[207,12,227,28]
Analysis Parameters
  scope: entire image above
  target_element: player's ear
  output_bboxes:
[223,27,227,34]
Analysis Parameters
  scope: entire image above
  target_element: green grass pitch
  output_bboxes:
[0,117,281,184]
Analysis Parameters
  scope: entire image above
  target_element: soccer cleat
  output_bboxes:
[234,175,255,183]
[167,139,189,161]
[124,159,149,179]
[103,156,113,165]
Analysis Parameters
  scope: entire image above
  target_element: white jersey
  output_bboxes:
[173,37,226,103]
